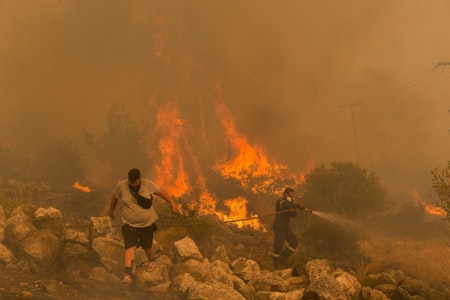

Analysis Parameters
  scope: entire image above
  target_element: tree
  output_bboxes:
[83,103,150,180]
[300,161,390,219]
[34,139,84,188]
[431,161,450,221]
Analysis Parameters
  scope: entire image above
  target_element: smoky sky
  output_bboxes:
[1,1,449,202]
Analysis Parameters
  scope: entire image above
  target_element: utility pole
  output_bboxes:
[340,102,362,165]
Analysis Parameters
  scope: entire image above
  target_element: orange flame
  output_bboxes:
[223,197,266,231]
[422,203,447,216]
[72,181,91,193]
[154,102,191,198]
[212,81,304,194]
[408,190,447,217]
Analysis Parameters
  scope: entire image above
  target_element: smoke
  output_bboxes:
[1,1,449,202]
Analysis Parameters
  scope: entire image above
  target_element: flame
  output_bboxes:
[422,203,447,216]
[188,175,265,230]
[223,197,266,231]
[408,190,447,216]
[154,102,191,198]
[72,181,91,193]
[212,81,306,194]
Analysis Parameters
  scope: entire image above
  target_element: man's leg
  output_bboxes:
[144,246,156,261]
[122,224,138,284]
[124,246,137,267]
[285,228,298,252]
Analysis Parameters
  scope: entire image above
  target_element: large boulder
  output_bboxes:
[231,257,261,282]
[91,236,123,272]
[3,210,36,250]
[305,259,361,300]
[88,216,115,243]
[21,228,63,273]
[32,207,64,237]
[172,236,203,263]
[170,258,210,281]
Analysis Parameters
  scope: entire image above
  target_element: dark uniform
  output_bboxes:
[273,195,299,257]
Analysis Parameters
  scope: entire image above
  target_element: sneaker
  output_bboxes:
[122,273,132,285]
[146,260,157,272]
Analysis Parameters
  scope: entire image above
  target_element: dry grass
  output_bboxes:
[357,234,450,288]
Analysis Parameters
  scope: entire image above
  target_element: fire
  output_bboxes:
[223,197,266,231]
[150,96,267,230]
[72,181,91,193]
[422,203,447,216]
[149,84,309,231]
[194,192,265,231]
[153,102,191,198]
[213,82,298,193]
[408,190,447,217]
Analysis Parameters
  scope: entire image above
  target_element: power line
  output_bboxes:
[340,101,362,165]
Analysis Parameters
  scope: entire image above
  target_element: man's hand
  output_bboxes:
[304,208,313,214]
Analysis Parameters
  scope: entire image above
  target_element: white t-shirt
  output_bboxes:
[114,178,160,227]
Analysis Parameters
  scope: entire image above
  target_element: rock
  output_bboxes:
[360,286,389,300]
[188,280,246,300]
[306,259,333,283]
[63,228,89,246]
[362,272,398,287]
[170,258,210,282]
[32,207,64,236]
[254,289,305,300]
[400,277,428,296]
[172,236,204,262]
[374,283,398,299]
[165,273,197,300]
[231,257,261,281]
[211,245,231,266]
[88,216,114,243]
[135,258,171,289]
[21,229,62,273]
[91,236,123,272]
[61,242,90,262]
[3,213,35,250]
[0,243,15,264]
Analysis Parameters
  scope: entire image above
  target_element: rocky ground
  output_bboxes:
[0,213,275,300]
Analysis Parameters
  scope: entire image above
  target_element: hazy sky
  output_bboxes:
[1,1,449,203]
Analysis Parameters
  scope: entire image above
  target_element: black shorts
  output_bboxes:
[121,223,157,250]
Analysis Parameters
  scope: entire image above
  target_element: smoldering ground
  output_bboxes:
[1,0,449,203]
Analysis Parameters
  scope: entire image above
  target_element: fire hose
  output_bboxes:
[124,205,312,227]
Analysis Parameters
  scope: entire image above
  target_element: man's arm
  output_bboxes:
[109,195,118,219]
[153,189,178,213]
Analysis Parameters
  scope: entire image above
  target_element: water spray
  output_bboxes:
[310,210,358,231]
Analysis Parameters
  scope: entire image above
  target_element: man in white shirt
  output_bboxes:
[109,168,178,285]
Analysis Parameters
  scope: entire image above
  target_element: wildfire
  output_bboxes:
[223,197,266,231]
[72,181,91,193]
[154,102,191,198]
[422,203,447,216]
[149,82,310,231]
[213,82,295,193]
[151,97,266,230]
[409,190,447,217]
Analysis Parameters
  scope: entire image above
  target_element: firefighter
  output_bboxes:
[272,187,312,267]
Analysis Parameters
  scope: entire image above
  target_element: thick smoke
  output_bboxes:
[1,1,449,202]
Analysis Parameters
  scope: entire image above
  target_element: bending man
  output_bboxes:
[109,168,178,285]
